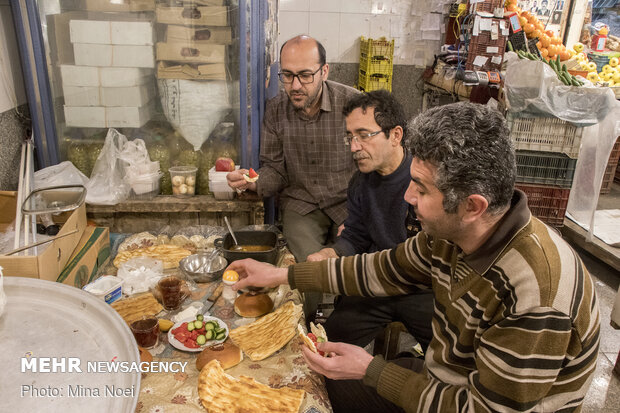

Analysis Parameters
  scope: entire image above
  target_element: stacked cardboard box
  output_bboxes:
[155,4,230,80]
[62,14,156,128]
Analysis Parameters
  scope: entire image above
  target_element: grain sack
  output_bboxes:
[158,79,230,150]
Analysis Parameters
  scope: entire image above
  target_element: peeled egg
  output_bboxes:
[222,270,239,286]
[179,184,188,194]
[172,175,185,186]
[188,185,195,195]
[186,176,196,186]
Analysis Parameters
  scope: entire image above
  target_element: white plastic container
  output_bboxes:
[83,276,124,304]
[208,165,239,182]
[127,171,161,198]
[209,179,235,200]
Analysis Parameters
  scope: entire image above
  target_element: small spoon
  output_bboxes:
[224,216,244,251]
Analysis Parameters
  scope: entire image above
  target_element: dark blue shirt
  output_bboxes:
[332,151,418,256]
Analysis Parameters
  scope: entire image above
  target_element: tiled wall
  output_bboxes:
[279,0,451,65]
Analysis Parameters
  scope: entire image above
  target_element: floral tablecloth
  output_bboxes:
[133,252,332,413]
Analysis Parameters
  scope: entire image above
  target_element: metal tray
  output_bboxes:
[0,277,140,412]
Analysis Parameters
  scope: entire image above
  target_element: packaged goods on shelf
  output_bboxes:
[73,43,155,68]
[63,82,156,107]
[165,25,232,45]
[78,0,155,12]
[64,101,155,128]
[69,18,154,45]
[60,65,153,87]
[157,62,226,80]
[155,6,228,26]
[156,42,226,64]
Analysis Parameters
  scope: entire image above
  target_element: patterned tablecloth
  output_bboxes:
[133,252,332,413]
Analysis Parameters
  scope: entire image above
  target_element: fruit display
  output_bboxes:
[514,50,584,86]
[573,46,619,86]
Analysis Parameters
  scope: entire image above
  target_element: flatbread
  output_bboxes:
[198,360,304,413]
[111,292,163,324]
[118,232,157,252]
[297,324,318,353]
[113,244,192,269]
[229,301,303,361]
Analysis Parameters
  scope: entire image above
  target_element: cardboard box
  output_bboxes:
[156,6,228,26]
[156,42,225,64]
[56,226,110,288]
[77,0,155,12]
[63,82,155,107]
[64,101,154,128]
[73,43,155,68]
[165,25,232,45]
[156,61,226,80]
[60,65,153,87]
[70,18,154,45]
[0,191,87,281]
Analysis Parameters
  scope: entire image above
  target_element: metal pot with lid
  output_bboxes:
[213,230,286,265]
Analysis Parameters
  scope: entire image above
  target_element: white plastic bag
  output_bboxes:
[0,265,6,318]
[158,79,230,150]
[85,128,130,205]
[34,161,89,190]
[117,257,164,296]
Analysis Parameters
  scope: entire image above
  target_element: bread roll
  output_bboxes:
[234,292,273,318]
[196,341,243,371]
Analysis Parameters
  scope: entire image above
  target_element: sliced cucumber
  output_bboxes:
[194,320,203,329]
[196,314,204,322]
[205,330,214,340]
[215,332,226,340]
[187,321,195,331]
[214,327,226,335]
[205,322,215,330]
[196,335,206,345]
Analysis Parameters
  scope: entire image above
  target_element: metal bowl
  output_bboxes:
[179,254,228,283]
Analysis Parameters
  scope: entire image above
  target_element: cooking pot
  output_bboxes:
[213,230,286,265]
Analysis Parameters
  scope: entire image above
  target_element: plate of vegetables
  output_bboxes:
[168,314,229,352]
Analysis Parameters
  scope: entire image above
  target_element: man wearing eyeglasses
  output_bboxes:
[227,35,359,267]
[307,90,433,355]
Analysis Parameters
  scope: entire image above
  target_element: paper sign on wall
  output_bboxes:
[473,55,488,67]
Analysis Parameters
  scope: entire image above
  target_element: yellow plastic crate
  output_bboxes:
[359,54,393,77]
[357,72,392,92]
[360,36,394,59]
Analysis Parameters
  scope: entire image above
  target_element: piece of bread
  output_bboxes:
[229,301,303,361]
[198,360,304,413]
[196,341,243,371]
[297,324,318,353]
[113,244,192,269]
[298,322,328,355]
[233,292,273,318]
[111,292,163,325]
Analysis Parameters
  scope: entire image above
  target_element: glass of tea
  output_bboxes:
[158,276,183,311]
[130,316,159,349]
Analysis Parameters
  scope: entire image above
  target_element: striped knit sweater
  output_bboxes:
[289,191,600,412]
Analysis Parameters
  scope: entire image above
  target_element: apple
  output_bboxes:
[609,57,619,68]
[215,157,235,172]
[573,42,584,53]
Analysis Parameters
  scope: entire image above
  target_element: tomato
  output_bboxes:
[307,333,317,342]
[248,168,259,178]
[185,339,199,348]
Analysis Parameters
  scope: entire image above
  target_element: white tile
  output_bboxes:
[338,14,370,63]
[279,0,309,12]
[341,0,373,13]
[369,14,391,38]
[309,12,341,62]
[309,0,341,13]
[278,11,309,46]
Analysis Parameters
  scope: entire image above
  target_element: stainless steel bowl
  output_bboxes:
[179,253,228,283]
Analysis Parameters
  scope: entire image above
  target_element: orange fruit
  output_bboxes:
[540,48,549,59]
[551,36,562,45]
[524,23,535,34]
[547,44,557,57]
[521,11,531,19]
[531,29,542,39]
[519,16,528,27]
[558,50,571,61]
[540,35,551,48]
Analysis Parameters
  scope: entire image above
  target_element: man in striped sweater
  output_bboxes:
[228,102,600,412]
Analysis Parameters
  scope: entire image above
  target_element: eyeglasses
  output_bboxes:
[343,130,384,146]
[278,66,323,84]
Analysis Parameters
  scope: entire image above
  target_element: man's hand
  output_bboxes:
[337,223,345,237]
[227,259,289,291]
[226,169,257,193]
[301,341,374,380]
[307,248,338,262]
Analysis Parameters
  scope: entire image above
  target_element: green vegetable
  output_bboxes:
[197,335,206,345]
[196,314,204,322]
[194,320,203,329]
[214,327,226,335]
[206,330,214,340]
[215,332,226,340]
[205,322,216,331]
[187,321,195,331]
[507,40,514,52]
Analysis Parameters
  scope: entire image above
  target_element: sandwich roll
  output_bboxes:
[298,322,328,356]
[196,341,243,371]
[234,292,273,318]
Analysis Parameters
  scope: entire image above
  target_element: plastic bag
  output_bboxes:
[117,257,165,296]
[34,161,89,190]
[504,52,617,126]
[0,265,6,318]
[158,79,231,150]
[85,128,130,205]
[566,104,620,240]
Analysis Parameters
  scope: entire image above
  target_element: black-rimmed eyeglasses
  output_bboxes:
[343,130,384,146]
[278,66,323,84]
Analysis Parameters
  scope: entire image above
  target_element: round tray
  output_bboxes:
[168,315,229,352]
[0,277,140,412]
